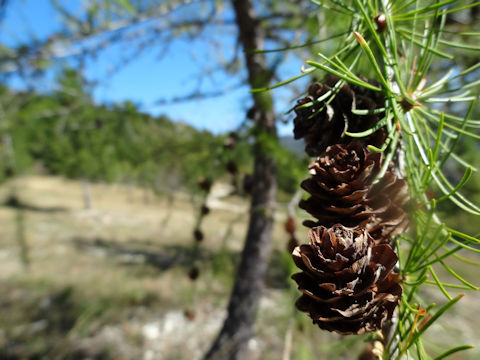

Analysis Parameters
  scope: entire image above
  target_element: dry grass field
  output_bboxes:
[0,176,478,359]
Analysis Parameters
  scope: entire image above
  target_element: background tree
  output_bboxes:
[0,1,320,358]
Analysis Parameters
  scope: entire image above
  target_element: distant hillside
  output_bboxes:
[279,136,304,157]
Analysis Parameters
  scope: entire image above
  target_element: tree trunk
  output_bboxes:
[204,1,277,359]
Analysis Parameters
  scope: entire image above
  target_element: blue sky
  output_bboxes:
[0,0,307,136]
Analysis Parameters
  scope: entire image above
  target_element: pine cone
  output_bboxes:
[292,225,402,335]
[287,234,299,254]
[224,132,239,149]
[226,161,238,175]
[197,177,212,192]
[188,266,200,281]
[193,229,204,242]
[285,216,296,234]
[242,174,254,194]
[184,308,196,321]
[293,76,386,156]
[201,205,210,216]
[299,141,409,243]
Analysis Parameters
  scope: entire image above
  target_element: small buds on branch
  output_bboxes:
[374,14,386,33]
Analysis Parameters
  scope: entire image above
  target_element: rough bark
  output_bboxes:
[203,1,277,359]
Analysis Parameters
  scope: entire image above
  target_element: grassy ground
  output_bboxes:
[0,175,478,359]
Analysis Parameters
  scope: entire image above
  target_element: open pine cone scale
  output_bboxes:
[292,225,402,335]
[299,141,409,244]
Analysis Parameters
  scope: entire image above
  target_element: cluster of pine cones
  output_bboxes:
[291,76,409,335]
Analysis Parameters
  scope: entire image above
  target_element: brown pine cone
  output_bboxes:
[224,132,239,149]
[197,177,212,192]
[188,266,200,281]
[184,308,196,321]
[293,76,386,156]
[226,161,238,175]
[287,234,299,254]
[201,205,210,216]
[292,225,402,335]
[193,229,204,242]
[285,216,296,234]
[242,174,254,194]
[299,141,409,243]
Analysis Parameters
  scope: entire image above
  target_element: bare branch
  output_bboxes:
[155,82,245,104]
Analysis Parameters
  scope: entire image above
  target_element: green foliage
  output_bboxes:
[0,68,229,191]
[0,68,302,196]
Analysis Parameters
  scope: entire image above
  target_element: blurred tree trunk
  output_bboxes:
[204,1,277,359]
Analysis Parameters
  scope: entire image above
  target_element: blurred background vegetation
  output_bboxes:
[0,1,479,359]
